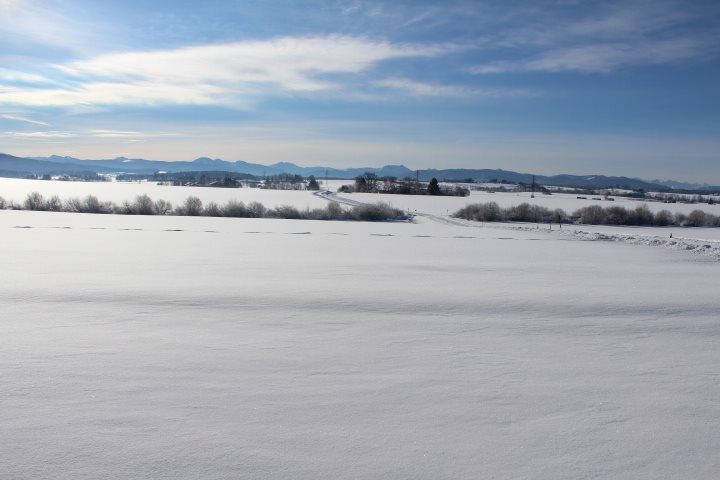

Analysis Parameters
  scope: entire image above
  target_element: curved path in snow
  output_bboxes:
[314,189,720,260]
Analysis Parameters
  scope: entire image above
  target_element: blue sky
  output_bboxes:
[0,0,719,181]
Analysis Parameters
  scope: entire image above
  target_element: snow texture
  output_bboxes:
[1,183,719,479]
[0,177,331,210]
[340,190,720,217]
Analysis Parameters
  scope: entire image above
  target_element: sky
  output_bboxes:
[0,0,719,182]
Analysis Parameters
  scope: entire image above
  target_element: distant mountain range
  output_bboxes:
[0,152,716,191]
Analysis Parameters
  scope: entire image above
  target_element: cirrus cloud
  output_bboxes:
[0,113,50,126]
[0,35,458,109]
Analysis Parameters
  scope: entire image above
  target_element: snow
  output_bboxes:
[4,177,719,218]
[1,186,720,479]
[0,177,330,210]
[475,221,720,260]
[338,189,720,217]
[475,182,519,190]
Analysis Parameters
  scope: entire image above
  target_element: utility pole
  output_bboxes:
[531,175,536,198]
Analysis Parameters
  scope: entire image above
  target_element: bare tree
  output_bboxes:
[154,199,173,215]
[24,192,47,210]
[181,196,203,216]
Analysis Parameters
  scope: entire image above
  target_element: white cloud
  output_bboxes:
[465,63,514,75]
[4,131,71,138]
[88,130,142,138]
[339,0,362,15]
[0,113,50,126]
[525,38,705,73]
[0,69,50,84]
[375,78,469,96]
[0,36,455,108]
[0,0,121,56]
[0,0,23,9]
[473,36,712,74]
[468,2,720,74]
[376,77,534,98]
[0,129,174,139]
[0,81,233,107]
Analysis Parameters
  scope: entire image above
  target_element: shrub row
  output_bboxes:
[572,205,720,227]
[0,193,407,222]
[453,202,567,223]
[454,201,720,227]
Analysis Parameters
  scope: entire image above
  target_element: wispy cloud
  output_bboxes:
[0,0,122,57]
[375,78,470,97]
[339,0,363,16]
[468,1,720,74]
[0,113,50,126]
[470,35,716,74]
[524,37,710,73]
[0,35,456,108]
[0,0,24,10]
[375,77,533,98]
[0,82,233,108]
[88,129,143,138]
[0,68,50,84]
[1,129,175,139]
[4,130,72,138]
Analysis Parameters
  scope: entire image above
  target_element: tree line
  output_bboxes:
[0,192,406,222]
[345,173,470,197]
[453,202,720,227]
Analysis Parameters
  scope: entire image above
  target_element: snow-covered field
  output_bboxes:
[340,189,720,217]
[3,177,719,217]
[2,180,720,479]
[0,177,331,210]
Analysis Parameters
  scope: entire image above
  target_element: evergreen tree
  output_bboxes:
[428,177,441,195]
[307,176,321,190]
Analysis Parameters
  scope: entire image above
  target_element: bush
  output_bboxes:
[46,195,63,212]
[552,208,568,223]
[116,200,133,215]
[684,210,708,227]
[24,192,47,211]
[222,200,248,217]
[452,201,720,228]
[506,203,555,223]
[454,202,502,222]
[3,191,415,223]
[463,201,720,228]
[64,197,83,213]
[351,202,405,221]
[573,205,606,224]
[631,205,654,226]
[63,195,112,214]
[326,201,344,220]
[453,186,471,197]
[271,205,302,219]
[247,201,266,218]
[654,209,673,226]
[132,194,156,215]
[154,199,173,215]
[203,201,223,217]
[605,206,629,225]
[86,195,113,214]
[178,196,203,216]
